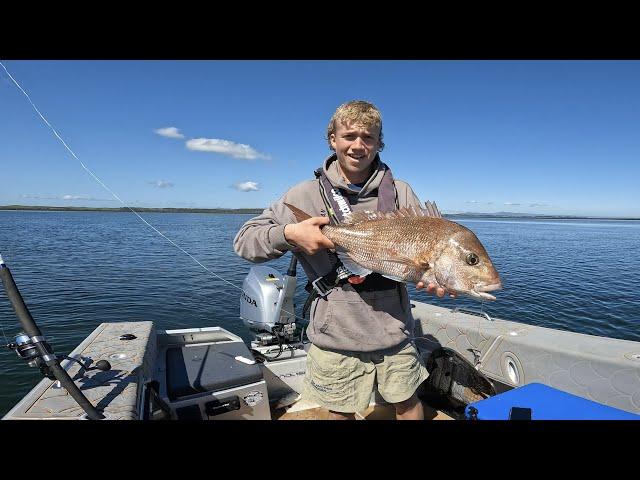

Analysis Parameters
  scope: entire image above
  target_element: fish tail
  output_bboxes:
[284,203,312,222]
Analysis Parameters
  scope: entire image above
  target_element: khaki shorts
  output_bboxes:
[302,341,429,413]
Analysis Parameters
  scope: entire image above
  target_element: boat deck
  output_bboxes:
[272,398,454,420]
[9,302,640,420]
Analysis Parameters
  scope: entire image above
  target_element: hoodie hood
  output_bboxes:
[322,153,388,197]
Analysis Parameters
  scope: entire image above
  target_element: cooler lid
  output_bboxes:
[166,342,263,401]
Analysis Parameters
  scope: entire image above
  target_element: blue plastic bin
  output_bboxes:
[465,382,640,420]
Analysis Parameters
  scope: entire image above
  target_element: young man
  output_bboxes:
[234,100,454,420]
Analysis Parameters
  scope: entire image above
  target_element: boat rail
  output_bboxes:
[451,307,494,322]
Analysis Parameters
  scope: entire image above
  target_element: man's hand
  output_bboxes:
[284,217,335,255]
[416,281,457,299]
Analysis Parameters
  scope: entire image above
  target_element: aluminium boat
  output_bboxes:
[4,257,640,420]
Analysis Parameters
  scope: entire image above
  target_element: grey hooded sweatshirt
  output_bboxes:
[233,155,423,352]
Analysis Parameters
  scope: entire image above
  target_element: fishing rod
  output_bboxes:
[0,254,106,420]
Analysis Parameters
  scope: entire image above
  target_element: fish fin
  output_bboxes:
[381,274,405,282]
[345,202,442,223]
[423,201,442,218]
[284,203,312,222]
[378,255,426,269]
[374,255,429,281]
[393,203,442,219]
[336,251,373,277]
[337,251,424,282]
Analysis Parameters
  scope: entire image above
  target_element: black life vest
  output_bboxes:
[313,155,400,292]
[314,154,399,225]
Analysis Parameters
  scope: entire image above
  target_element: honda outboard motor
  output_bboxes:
[240,256,307,407]
[240,257,298,347]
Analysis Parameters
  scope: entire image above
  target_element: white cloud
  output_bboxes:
[186,138,271,160]
[233,181,259,192]
[22,194,108,201]
[503,201,551,207]
[22,194,56,200]
[466,200,494,205]
[148,180,174,188]
[154,127,185,139]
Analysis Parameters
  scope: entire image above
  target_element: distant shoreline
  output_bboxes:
[0,205,264,214]
[1,205,639,221]
[445,214,640,221]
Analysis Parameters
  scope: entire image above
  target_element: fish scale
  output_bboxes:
[284,203,502,300]
[325,217,460,282]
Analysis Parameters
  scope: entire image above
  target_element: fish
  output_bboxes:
[284,201,502,301]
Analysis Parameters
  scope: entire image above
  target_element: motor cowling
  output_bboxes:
[240,265,289,334]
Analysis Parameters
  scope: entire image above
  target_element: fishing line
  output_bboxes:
[0,318,8,345]
[0,61,307,323]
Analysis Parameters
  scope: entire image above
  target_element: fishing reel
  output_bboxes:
[7,333,56,379]
[7,333,111,380]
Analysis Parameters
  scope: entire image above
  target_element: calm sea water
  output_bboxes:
[1,211,639,416]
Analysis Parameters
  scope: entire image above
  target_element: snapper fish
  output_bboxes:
[284,201,502,301]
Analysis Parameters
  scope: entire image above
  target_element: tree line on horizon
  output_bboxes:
[0,205,264,214]
[1,204,638,220]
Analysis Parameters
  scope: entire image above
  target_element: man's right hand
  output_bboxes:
[284,217,335,255]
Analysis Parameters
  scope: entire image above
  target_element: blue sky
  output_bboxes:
[1,60,639,217]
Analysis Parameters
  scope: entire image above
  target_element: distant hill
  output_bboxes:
[447,211,540,217]
[445,211,640,220]
[1,205,638,220]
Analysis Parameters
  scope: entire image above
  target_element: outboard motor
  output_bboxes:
[240,256,308,407]
[240,256,298,347]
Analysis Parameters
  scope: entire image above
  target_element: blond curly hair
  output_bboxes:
[326,100,385,152]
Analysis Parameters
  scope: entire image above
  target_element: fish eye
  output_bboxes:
[466,253,479,266]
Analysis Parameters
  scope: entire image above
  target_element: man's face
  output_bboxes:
[330,120,381,180]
